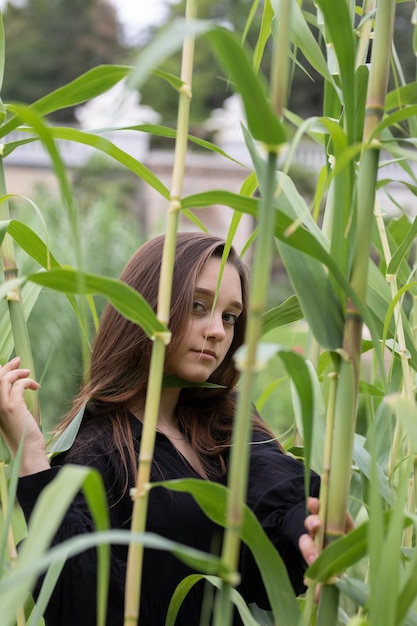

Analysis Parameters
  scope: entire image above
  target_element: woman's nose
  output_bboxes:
[205,312,226,340]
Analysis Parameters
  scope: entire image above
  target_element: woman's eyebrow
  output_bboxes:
[194,287,243,311]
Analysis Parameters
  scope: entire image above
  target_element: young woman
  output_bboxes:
[0,232,323,625]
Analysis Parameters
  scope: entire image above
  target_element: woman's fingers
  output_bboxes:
[307,496,320,515]
[298,533,319,566]
[302,496,355,569]
[0,357,42,448]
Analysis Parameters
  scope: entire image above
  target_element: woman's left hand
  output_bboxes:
[298,497,355,566]
[298,497,321,565]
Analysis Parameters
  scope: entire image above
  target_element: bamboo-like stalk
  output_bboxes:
[213,6,291,625]
[356,0,377,69]
[123,1,196,624]
[0,462,26,625]
[270,0,291,119]
[374,195,416,546]
[0,155,38,622]
[323,0,396,544]
[318,1,396,622]
[0,159,40,424]
[213,150,279,626]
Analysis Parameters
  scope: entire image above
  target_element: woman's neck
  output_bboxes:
[130,386,181,429]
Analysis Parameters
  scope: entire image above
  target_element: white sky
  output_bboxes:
[0,0,170,43]
[110,0,169,42]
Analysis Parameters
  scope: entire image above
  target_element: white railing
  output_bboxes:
[2,128,150,168]
[3,128,416,189]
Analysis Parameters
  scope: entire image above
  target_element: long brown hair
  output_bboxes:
[59,232,280,479]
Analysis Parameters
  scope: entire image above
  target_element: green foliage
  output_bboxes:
[1,1,417,626]
[8,179,144,428]
[1,0,127,121]
[139,0,273,127]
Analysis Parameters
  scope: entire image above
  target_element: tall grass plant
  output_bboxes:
[1,1,417,625]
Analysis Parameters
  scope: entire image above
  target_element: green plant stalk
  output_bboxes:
[318,2,396,622]
[213,6,289,621]
[317,584,339,625]
[315,367,338,553]
[213,150,278,626]
[0,159,40,424]
[0,463,26,625]
[374,195,416,546]
[270,0,291,118]
[323,357,356,543]
[324,0,395,543]
[215,8,291,618]
[123,1,196,624]
[355,0,377,69]
[374,197,413,400]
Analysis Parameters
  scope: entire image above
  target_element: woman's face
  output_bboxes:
[164,257,243,383]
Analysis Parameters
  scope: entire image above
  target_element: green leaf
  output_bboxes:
[158,478,300,624]
[162,375,224,389]
[387,216,417,275]
[261,296,304,336]
[0,466,110,626]
[252,0,273,72]
[270,0,333,83]
[353,434,393,505]
[8,220,60,269]
[0,65,131,137]
[396,540,417,626]
[166,574,260,626]
[152,67,185,91]
[28,268,166,339]
[47,403,86,456]
[385,394,417,454]
[385,82,417,111]
[276,240,344,350]
[48,126,170,199]
[314,0,356,142]
[278,349,315,493]
[205,27,286,146]
[305,513,413,584]
[381,280,417,354]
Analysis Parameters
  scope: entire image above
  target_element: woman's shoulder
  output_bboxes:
[53,402,139,466]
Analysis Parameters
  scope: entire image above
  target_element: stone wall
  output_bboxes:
[3,130,416,257]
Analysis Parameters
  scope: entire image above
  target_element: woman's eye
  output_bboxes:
[192,301,205,313]
[223,312,238,326]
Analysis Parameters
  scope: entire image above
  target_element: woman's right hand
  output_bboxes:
[0,356,50,476]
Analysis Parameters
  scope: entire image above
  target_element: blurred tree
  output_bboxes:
[1,0,128,121]
[139,0,273,133]
[139,0,416,132]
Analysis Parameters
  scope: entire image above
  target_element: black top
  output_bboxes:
[17,406,320,626]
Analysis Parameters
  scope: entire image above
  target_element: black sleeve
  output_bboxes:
[16,457,127,626]
[240,432,321,607]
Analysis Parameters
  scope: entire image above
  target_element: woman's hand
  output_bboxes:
[0,357,49,476]
[298,497,321,565]
[298,496,355,566]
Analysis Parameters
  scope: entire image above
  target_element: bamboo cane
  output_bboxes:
[0,156,39,623]
[213,4,291,624]
[323,0,396,547]
[0,160,40,424]
[123,1,197,624]
[213,150,279,626]
[318,0,397,622]
[0,462,26,625]
[374,195,416,546]
[356,0,377,69]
